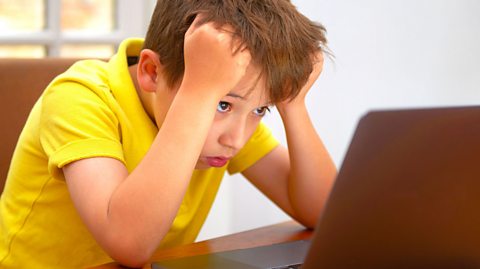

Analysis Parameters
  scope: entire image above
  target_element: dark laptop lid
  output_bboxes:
[303,106,480,269]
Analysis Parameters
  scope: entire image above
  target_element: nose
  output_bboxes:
[218,118,247,151]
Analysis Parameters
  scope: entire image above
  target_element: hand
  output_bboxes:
[277,52,324,111]
[182,15,251,100]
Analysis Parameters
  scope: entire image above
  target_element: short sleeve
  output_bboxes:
[40,81,125,180]
[227,122,279,174]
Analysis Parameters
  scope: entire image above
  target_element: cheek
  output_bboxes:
[200,125,221,153]
[243,118,262,141]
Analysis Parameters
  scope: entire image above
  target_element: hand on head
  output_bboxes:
[182,14,252,100]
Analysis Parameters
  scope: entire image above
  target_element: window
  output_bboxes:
[0,0,154,58]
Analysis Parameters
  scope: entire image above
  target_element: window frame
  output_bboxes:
[0,0,153,57]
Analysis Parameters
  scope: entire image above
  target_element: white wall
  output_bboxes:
[197,0,480,241]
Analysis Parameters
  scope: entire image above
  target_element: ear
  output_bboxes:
[137,49,163,93]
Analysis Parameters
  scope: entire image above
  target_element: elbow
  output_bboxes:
[108,243,156,268]
[291,201,325,229]
[110,248,153,268]
[289,207,318,229]
[295,215,319,230]
[101,233,161,268]
[94,214,173,267]
[115,258,149,268]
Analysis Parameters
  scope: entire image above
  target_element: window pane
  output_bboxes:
[0,0,45,32]
[0,45,46,58]
[61,0,115,33]
[60,44,114,58]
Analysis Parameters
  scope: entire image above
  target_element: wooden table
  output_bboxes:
[91,221,313,269]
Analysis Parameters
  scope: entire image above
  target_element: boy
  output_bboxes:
[0,0,336,268]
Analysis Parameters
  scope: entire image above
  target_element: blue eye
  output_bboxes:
[217,101,231,113]
[253,106,271,117]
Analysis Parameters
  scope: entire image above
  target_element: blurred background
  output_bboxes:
[1,0,479,241]
[0,0,154,57]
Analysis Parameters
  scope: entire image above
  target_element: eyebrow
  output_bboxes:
[226,92,272,107]
[226,93,246,100]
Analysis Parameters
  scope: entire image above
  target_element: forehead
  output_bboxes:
[229,63,270,106]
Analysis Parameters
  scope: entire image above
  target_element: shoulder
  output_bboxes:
[41,59,116,111]
[52,59,110,92]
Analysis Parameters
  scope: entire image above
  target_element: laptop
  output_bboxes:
[153,106,480,269]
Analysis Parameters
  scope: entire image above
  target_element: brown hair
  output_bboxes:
[143,0,328,103]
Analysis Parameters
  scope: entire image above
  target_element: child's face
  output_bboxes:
[195,64,271,169]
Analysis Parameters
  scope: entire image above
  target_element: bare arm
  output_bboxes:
[63,18,251,267]
[242,53,337,228]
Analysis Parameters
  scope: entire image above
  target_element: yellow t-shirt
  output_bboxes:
[0,38,279,268]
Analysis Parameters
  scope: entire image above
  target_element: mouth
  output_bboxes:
[204,156,231,168]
